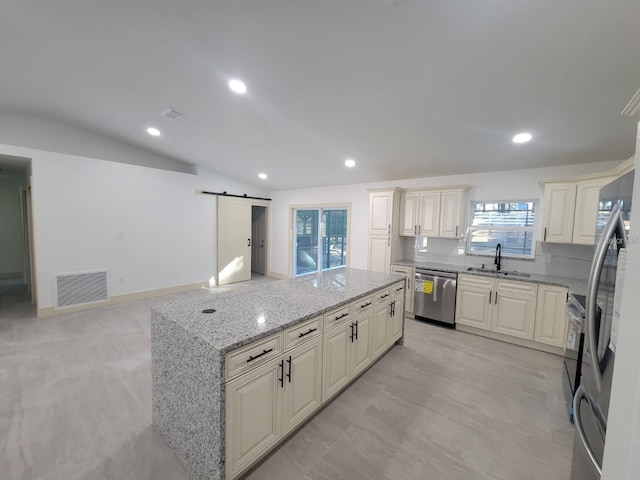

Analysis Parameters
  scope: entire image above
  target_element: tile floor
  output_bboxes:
[0,278,574,480]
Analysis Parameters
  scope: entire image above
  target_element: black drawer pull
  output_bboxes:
[335,313,349,321]
[247,348,273,363]
[380,294,389,299]
[360,302,372,308]
[298,327,317,338]
[396,287,403,292]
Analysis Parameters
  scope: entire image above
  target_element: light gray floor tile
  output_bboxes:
[0,283,574,480]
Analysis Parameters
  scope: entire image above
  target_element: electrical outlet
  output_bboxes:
[118,276,125,284]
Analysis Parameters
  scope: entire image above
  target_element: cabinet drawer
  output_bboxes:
[283,316,322,351]
[495,279,537,298]
[391,265,413,276]
[323,304,351,331]
[390,281,406,297]
[350,296,373,318]
[373,288,391,304]
[225,333,283,381]
[457,273,493,290]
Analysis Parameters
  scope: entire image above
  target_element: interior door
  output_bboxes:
[251,206,267,275]
[218,196,251,285]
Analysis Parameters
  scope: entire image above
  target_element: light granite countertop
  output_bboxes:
[392,259,588,296]
[151,267,405,354]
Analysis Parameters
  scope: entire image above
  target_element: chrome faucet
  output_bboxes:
[495,243,502,271]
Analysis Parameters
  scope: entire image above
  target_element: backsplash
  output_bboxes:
[402,236,593,279]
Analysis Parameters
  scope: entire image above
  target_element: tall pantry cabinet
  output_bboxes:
[367,188,403,273]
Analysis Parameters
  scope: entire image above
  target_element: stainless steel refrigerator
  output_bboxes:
[570,170,634,478]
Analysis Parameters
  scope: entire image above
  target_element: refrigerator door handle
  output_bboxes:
[586,203,627,392]
[573,385,606,476]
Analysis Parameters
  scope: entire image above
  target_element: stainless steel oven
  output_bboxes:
[413,269,457,327]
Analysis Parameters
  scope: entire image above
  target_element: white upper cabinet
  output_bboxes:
[399,186,468,238]
[541,172,618,245]
[369,190,395,235]
[367,188,402,273]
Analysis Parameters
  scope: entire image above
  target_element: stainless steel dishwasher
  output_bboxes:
[414,268,457,327]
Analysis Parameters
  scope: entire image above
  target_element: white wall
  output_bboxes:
[269,160,621,276]
[0,174,25,276]
[602,124,640,479]
[0,143,268,309]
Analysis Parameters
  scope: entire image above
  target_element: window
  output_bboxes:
[293,207,349,276]
[466,201,536,258]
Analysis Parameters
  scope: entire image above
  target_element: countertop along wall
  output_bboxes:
[269,160,621,277]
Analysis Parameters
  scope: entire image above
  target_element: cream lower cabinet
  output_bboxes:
[322,301,373,402]
[390,264,414,314]
[372,283,404,360]
[534,284,569,348]
[456,274,537,340]
[226,329,322,479]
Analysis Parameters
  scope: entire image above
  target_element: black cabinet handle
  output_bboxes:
[495,292,498,305]
[247,348,273,363]
[354,320,358,341]
[279,360,284,388]
[360,302,372,308]
[350,323,355,342]
[286,356,292,383]
[335,313,349,321]
[298,327,317,338]
[380,294,389,299]
[544,227,547,242]
[455,225,459,237]
[395,286,403,292]
[248,238,251,246]
[489,291,492,304]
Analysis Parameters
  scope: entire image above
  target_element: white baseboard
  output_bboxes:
[37,281,208,317]
[456,324,565,356]
[268,271,289,280]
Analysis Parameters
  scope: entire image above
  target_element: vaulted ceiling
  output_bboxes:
[1,1,639,190]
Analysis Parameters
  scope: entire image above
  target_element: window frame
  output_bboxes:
[465,199,537,260]
[289,203,351,277]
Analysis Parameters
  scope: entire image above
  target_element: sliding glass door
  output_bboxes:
[294,207,348,276]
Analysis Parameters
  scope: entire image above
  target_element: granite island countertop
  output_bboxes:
[151,267,405,354]
[392,259,588,296]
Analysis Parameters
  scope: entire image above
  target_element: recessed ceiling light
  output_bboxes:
[228,79,247,95]
[147,127,161,137]
[512,132,532,143]
[345,158,356,168]
[258,173,267,180]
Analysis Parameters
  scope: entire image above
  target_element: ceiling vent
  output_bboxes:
[161,108,184,121]
[621,87,640,117]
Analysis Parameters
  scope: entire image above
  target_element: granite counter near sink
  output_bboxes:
[151,267,406,480]
[392,259,588,296]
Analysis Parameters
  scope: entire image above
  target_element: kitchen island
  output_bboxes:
[151,268,406,480]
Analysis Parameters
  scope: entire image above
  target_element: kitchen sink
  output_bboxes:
[466,267,531,278]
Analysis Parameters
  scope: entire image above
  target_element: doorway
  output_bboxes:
[251,205,267,276]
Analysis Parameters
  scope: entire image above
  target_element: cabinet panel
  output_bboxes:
[572,178,611,245]
[399,193,419,236]
[492,281,537,340]
[282,337,323,434]
[226,361,281,479]
[351,314,373,377]
[387,294,404,344]
[418,192,440,236]
[455,286,492,330]
[439,190,463,238]
[391,265,414,314]
[321,324,352,401]
[543,183,576,243]
[226,333,283,381]
[534,285,568,348]
[283,316,322,351]
[372,303,390,359]
[369,193,393,235]
[367,235,390,274]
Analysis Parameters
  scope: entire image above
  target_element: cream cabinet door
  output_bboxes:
[572,178,612,245]
[218,195,252,285]
[281,337,323,435]
[439,189,463,238]
[534,284,569,348]
[387,293,404,344]
[321,323,352,402]
[226,359,281,479]
[367,235,390,273]
[351,314,373,377]
[455,275,492,330]
[491,280,537,340]
[371,302,390,359]
[390,265,414,314]
[369,191,393,235]
[418,192,440,236]
[542,183,576,243]
[399,193,419,236]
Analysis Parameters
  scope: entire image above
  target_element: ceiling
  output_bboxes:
[1,1,639,191]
